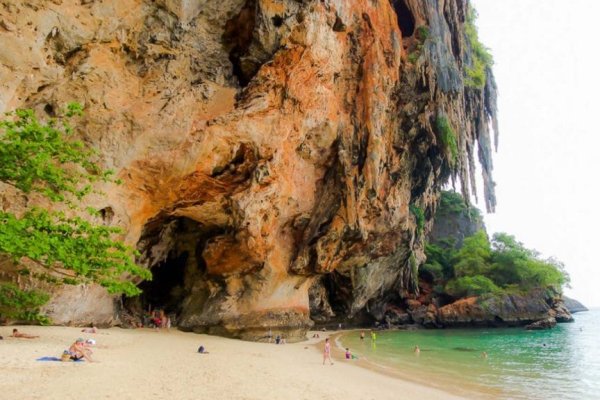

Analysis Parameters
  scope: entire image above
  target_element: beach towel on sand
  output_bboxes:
[36,357,84,362]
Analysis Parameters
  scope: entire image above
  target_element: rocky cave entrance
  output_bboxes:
[223,0,258,87]
[123,216,221,325]
[136,251,190,316]
[309,272,376,328]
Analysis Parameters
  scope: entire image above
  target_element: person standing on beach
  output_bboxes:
[323,338,333,365]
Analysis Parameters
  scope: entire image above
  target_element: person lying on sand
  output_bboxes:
[68,338,94,362]
[11,328,39,339]
[81,326,97,334]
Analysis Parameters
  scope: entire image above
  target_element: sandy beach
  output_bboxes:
[0,325,466,400]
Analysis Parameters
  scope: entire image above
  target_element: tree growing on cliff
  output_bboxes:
[423,192,569,299]
[0,104,150,323]
[433,231,568,298]
[464,6,493,88]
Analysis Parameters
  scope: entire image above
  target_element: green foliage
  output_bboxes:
[0,104,151,322]
[422,242,455,281]
[452,231,492,277]
[406,26,429,65]
[445,275,501,298]
[0,283,51,324]
[464,6,493,88]
[437,190,480,219]
[0,106,112,202]
[408,51,420,64]
[489,233,567,291]
[409,204,425,236]
[416,26,430,43]
[435,116,458,166]
[424,230,569,299]
[0,208,150,296]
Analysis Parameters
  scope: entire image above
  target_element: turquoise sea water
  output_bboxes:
[340,309,600,399]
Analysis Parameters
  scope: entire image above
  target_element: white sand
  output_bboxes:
[0,326,466,400]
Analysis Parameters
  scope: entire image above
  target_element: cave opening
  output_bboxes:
[124,217,220,325]
[390,0,415,38]
[136,251,190,316]
[309,271,376,328]
[223,0,258,87]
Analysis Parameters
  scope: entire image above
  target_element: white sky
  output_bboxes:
[471,0,600,307]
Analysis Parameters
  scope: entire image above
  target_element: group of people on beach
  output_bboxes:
[64,337,95,362]
[266,329,287,344]
[4,327,98,362]
[144,309,171,330]
[321,330,446,365]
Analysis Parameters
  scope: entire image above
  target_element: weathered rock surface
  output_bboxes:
[0,0,498,339]
[428,191,485,248]
[562,296,588,314]
[437,289,571,328]
[525,317,556,330]
[42,285,117,327]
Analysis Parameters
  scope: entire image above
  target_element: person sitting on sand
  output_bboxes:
[345,348,359,360]
[160,310,171,329]
[11,328,39,339]
[151,310,162,329]
[81,325,97,334]
[69,338,94,362]
[414,345,420,355]
[198,345,209,354]
[323,338,333,365]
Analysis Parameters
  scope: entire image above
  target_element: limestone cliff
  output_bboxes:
[376,190,573,330]
[0,0,498,339]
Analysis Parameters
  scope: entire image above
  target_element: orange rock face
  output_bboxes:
[0,0,498,338]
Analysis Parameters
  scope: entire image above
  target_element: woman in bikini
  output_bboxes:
[323,338,333,365]
[68,338,94,362]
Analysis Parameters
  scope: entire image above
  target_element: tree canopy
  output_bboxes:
[421,191,568,299]
[0,104,150,323]
[423,230,569,299]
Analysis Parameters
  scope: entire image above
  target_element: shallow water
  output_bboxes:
[340,309,600,399]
